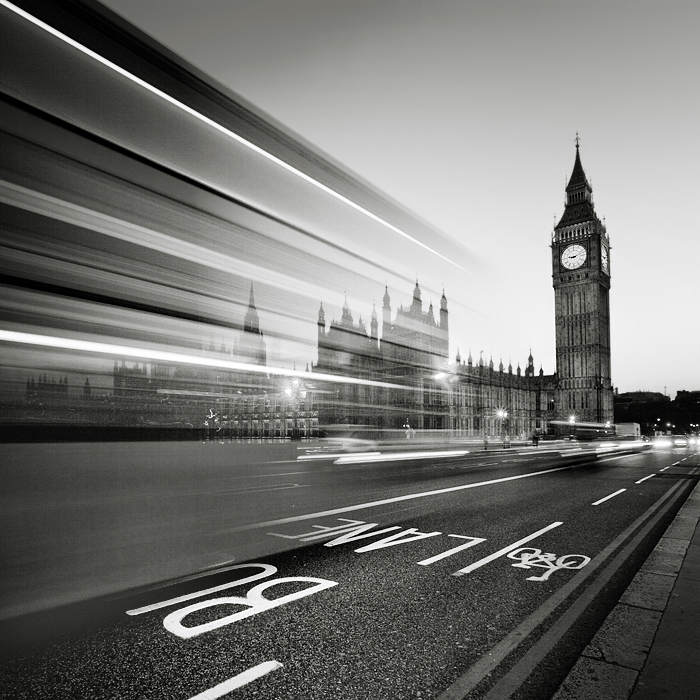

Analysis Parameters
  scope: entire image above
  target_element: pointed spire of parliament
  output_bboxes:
[413,279,421,303]
[244,282,260,334]
[341,293,353,326]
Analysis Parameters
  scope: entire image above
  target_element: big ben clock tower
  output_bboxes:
[552,137,614,424]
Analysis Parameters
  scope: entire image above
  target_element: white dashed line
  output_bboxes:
[635,474,655,484]
[187,661,283,699]
[592,489,626,506]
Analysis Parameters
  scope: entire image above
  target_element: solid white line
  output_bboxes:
[223,483,309,495]
[635,474,656,484]
[221,471,308,479]
[187,661,283,699]
[229,465,579,533]
[436,483,686,700]
[452,522,563,576]
[592,489,626,506]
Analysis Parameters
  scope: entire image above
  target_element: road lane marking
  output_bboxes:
[127,563,278,616]
[508,549,590,582]
[227,464,580,533]
[660,467,670,471]
[635,474,656,484]
[188,661,283,699]
[163,577,337,638]
[220,471,309,479]
[269,520,402,543]
[271,518,486,564]
[352,527,441,552]
[222,483,309,495]
[452,522,563,576]
[437,481,687,700]
[592,489,626,506]
[418,536,486,566]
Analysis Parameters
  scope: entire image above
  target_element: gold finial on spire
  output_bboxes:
[575,132,580,149]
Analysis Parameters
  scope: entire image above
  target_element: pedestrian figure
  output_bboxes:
[532,434,539,448]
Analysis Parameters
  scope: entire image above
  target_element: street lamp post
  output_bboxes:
[496,408,508,448]
[285,377,307,440]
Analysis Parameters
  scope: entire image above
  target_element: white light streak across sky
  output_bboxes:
[96,0,700,397]
[1,0,464,273]
[0,331,401,389]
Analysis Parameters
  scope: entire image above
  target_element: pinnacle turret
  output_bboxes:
[244,282,260,334]
[556,135,596,228]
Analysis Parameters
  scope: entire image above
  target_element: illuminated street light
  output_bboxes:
[496,407,508,448]
[286,377,308,440]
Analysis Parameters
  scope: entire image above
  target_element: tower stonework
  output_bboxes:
[552,141,614,423]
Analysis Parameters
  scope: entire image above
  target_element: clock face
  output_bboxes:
[561,244,587,270]
[601,245,609,272]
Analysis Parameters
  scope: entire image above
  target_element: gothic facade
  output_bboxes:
[109,284,319,438]
[314,283,556,439]
[96,142,612,440]
[313,142,613,438]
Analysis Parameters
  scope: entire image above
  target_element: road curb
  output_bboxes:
[551,477,700,700]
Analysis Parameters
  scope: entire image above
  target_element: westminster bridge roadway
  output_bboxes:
[2,440,699,699]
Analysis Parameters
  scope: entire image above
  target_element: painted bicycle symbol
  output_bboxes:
[507,548,591,581]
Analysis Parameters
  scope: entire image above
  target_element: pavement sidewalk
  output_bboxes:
[552,474,700,699]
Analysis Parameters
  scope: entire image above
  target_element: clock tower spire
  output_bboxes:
[552,138,613,424]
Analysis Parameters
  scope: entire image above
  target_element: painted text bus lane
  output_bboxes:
[121,517,591,698]
[267,516,591,579]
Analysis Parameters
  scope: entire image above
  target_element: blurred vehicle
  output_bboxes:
[652,436,673,448]
[672,435,688,448]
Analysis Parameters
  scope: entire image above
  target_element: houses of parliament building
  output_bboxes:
[311,141,614,439]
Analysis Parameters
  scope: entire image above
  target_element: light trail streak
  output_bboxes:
[335,449,469,464]
[0,330,401,389]
[1,0,467,272]
[0,179,331,306]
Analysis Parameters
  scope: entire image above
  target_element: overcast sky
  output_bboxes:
[101,0,699,398]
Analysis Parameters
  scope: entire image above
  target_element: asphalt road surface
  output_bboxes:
[2,443,698,699]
